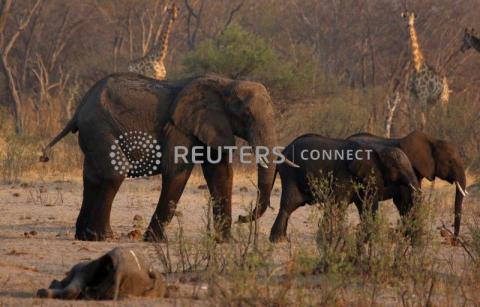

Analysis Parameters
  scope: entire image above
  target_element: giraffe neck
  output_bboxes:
[408,23,425,72]
[149,14,175,62]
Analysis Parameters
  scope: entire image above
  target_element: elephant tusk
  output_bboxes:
[258,157,269,169]
[455,181,468,196]
[409,184,417,192]
[284,158,300,168]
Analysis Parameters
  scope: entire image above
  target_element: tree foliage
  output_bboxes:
[182,24,294,91]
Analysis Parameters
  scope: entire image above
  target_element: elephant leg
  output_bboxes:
[393,185,417,217]
[75,129,125,241]
[353,197,379,251]
[201,157,233,242]
[270,183,305,243]
[353,197,379,221]
[393,186,419,241]
[75,160,96,235]
[145,167,194,242]
[76,170,123,241]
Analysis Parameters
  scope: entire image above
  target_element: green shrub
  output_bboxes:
[182,24,294,91]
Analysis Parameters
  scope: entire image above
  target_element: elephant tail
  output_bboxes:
[40,116,78,162]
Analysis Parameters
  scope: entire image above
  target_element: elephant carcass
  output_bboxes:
[36,247,165,300]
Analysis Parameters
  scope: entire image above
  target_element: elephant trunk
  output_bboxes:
[237,124,277,223]
[453,169,466,237]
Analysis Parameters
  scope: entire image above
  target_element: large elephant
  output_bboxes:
[261,134,420,243]
[348,130,467,236]
[41,73,279,242]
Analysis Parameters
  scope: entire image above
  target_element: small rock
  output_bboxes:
[12,192,20,197]
[23,230,37,238]
[56,232,69,238]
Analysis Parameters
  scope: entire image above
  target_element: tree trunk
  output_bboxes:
[1,55,23,133]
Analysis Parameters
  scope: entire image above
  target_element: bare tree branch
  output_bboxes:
[0,0,13,36]
[223,0,246,31]
[0,0,42,133]
[3,0,41,58]
[185,0,204,50]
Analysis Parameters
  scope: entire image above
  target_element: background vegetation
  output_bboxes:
[1,2,480,304]
[0,0,480,177]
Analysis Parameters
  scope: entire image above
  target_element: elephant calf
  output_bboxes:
[270,134,419,242]
[36,247,165,300]
[349,130,467,236]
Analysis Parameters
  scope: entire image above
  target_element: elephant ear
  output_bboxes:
[399,131,435,180]
[347,146,384,188]
[170,80,235,148]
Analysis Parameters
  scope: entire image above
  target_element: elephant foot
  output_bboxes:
[143,228,168,243]
[75,226,114,241]
[269,233,287,243]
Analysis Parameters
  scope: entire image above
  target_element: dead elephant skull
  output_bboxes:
[37,247,165,300]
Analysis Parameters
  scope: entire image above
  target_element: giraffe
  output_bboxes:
[461,28,480,53]
[401,11,449,128]
[128,3,179,80]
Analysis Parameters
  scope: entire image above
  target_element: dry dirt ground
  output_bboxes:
[0,169,477,306]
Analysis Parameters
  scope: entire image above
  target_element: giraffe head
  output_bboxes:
[461,28,476,52]
[401,11,417,27]
[168,3,179,21]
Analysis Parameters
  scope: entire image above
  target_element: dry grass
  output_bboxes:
[0,93,479,305]
[0,168,479,305]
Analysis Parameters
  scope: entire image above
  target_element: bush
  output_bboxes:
[182,24,294,92]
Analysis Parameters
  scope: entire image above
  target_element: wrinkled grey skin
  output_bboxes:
[268,134,419,243]
[349,130,467,236]
[36,247,165,300]
[41,73,277,242]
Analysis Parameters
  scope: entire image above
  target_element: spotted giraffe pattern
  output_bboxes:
[410,66,447,107]
[128,3,178,80]
[402,11,449,115]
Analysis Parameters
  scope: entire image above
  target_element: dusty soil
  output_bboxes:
[0,170,476,306]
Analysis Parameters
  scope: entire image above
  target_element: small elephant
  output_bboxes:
[349,130,467,236]
[36,247,165,300]
[269,134,419,243]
